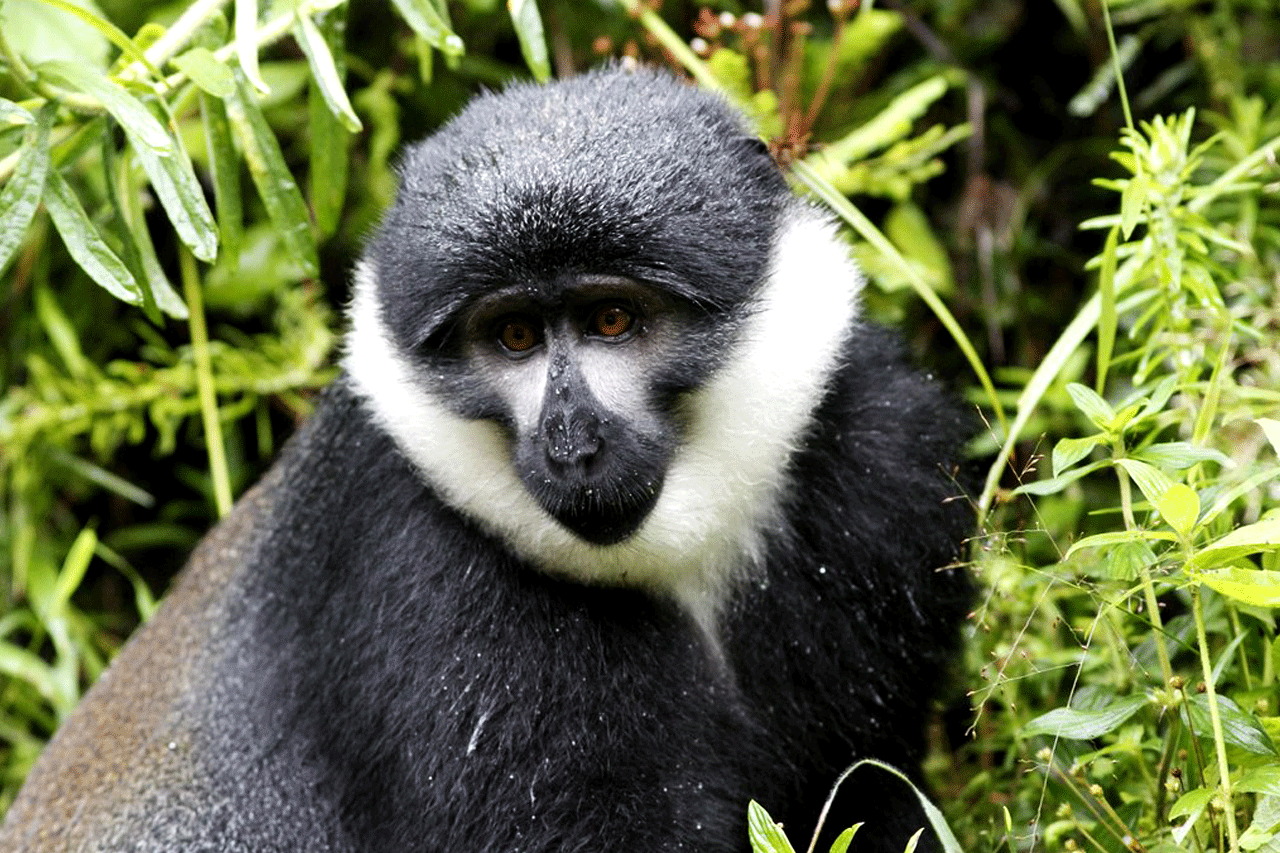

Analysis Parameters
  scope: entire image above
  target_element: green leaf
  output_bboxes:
[34,284,90,379]
[1119,173,1146,239]
[1052,435,1104,478]
[126,120,220,263]
[1185,693,1277,756]
[747,801,797,853]
[1114,458,1175,508]
[235,0,269,93]
[1066,382,1116,431]
[1022,694,1147,739]
[388,0,465,56]
[172,47,235,97]
[1059,525,1177,558]
[1014,460,1108,497]
[43,168,143,305]
[52,527,96,612]
[199,91,243,263]
[508,0,550,82]
[1169,786,1214,820]
[0,641,60,707]
[1189,516,1280,575]
[37,60,171,151]
[2,0,110,68]
[1156,483,1200,539]
[811,76,950,170]
[225,67,318,277]
[1136,442,1233,470]
[293,14,362,132]
[307,10,350,239]
[828,825,860,853]
[1095,225,1117,392]
[1196,568,1280,608]
[0,104,51,278]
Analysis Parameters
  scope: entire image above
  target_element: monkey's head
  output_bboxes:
[345,68,862,608]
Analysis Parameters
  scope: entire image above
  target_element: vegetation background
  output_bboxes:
[1,0,1278,851]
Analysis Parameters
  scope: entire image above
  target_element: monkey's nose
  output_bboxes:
[543,408,602,469]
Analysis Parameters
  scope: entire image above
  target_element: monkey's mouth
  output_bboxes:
[546,481,663,546]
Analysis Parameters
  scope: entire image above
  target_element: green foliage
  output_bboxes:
[3,1,1280,852]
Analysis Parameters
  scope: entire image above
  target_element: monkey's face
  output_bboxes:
[440,276,704,546]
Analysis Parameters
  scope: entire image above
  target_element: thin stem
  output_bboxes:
[180,247,233,518]
[1192,585,1240,853]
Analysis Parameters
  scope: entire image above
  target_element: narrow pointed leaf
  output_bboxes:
[225,67,318,276]
[0,105,52,277]
[307,11,350,238]
[509,0,551,82]
[38,61,171,152]
[235,0,269,92]
[43,168,143,305]
[199,90,243,263]
[293,14,361,132]
[388,0,465,55]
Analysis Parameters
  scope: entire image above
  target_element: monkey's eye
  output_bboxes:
[589,304,635,339]
[497,317,542,354]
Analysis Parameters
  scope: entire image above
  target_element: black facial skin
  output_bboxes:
[458,280,693,545]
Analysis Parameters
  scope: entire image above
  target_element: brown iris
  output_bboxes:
[498,318,540,352]
[591,305,633,338]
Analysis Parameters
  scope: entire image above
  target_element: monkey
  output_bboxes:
[0,67,973,853]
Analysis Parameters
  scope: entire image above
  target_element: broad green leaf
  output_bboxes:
[293,14,362,131]
[1136,441,1232,470]
[1196,568,1280,608]
[1169,787,1214,821]
[172,47,235,97]
[509,0,550,82]
[199,91,243,263]
[1238,767,1280,797]
[1185,693,1277,755]
[225,67,318,276]
[1239,794,1280,852]
[1156,483,1200,538]
[1052,435,1103,478]
[1188,516,1280,575]
[37,60,171,151]
[1114,458,1176,508]
[43,168,143,305]
[747,801,797,853]
[1022,694,1147,739]
[388,0,465,56]
[0,104,51,278]
[1066,382,1116,430]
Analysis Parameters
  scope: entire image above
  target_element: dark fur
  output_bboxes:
[1,69,972,853]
